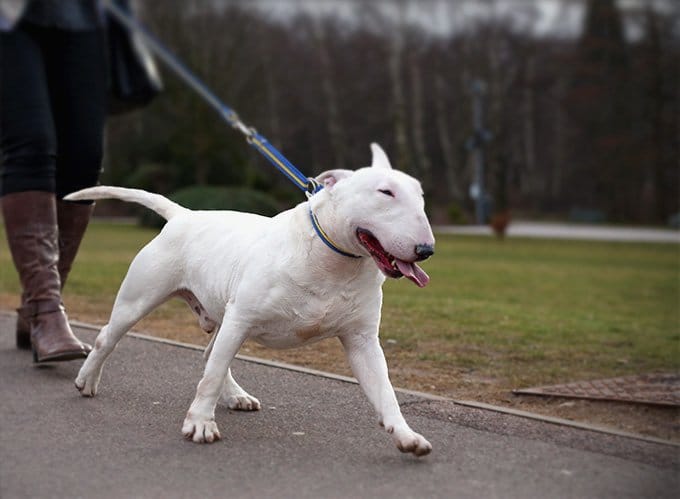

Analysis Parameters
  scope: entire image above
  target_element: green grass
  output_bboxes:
[381,234,680,387]
[1,221,678,391]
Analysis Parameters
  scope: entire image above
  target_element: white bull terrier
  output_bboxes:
[65,143,435,456]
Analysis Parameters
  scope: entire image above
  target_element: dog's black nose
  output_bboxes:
[415,244,434,261]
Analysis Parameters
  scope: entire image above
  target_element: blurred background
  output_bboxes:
[103,0,679,227]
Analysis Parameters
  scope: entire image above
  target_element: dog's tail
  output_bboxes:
[64,186,188,221]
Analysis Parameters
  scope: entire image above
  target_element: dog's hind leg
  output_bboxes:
[220,368,261,411]
[75,245,178,397]
[182,310,248,443]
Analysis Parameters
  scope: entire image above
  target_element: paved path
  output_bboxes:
[434,222,680,243]
[1,314,678,498]
[90,217,680,243]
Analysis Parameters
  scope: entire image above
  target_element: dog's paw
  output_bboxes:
[182,413,221,444]
[223,394,261,411]
[389,427,432,457]
[74,368,100,397]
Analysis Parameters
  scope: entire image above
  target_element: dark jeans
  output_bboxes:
[0,22,107,199]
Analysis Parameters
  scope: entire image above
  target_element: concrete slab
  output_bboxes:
[514,373,680,407]
[1,314,678,498]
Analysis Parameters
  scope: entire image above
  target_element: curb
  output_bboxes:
[3,311,677,448]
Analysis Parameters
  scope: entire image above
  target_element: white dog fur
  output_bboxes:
[66,143,435,456]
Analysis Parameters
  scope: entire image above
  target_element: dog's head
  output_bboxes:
[314,143,435,287]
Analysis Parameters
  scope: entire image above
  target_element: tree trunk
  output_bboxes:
[435,71,462,201]
[388,22,411,171]
[313,18,346,170]
[409,49,432,194]
[551,78,567,200]
[259,28,281,149]
[522,56,536,197]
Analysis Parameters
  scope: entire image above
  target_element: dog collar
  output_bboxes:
[308,208,361,259]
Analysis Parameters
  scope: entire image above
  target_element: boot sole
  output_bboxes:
[33,349,89,363]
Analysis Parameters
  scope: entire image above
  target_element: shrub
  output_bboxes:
[447,203,467,224]
[139,185,282,228]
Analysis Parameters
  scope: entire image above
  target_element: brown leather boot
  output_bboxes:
[2,191,91,362]
[56,199,95,288]
[15,200,94,349]
[16,291,31,349]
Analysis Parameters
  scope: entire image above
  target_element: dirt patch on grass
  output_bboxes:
[2,293,678,443]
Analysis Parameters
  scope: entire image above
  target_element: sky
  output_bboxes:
[235,0,677,41]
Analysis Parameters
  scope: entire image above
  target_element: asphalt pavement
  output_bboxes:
[1,312,678,499]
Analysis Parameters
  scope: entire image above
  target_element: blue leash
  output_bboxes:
[104,0,322,196]
[105,1,362,259]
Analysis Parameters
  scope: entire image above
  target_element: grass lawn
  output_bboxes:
[1,220,679,438]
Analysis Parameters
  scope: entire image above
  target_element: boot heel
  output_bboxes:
[16,309,32,350]
[30,305,90,363]
[16,329,32,350]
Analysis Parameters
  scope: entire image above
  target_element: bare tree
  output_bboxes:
[408,42,432,193]
[434,61,463,202]
[521,54,536,197]
[313,17,346,170]
[258,23,282,149]
[387,8,412,171]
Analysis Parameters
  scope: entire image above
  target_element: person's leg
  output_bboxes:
[0,25,52,348]
[0,25,56,195]
[0,25,90,360]
[46,28,107,290]
[47,27,107,201]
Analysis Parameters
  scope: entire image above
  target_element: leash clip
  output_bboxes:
[306,178,322,197]
[223,108,255,140]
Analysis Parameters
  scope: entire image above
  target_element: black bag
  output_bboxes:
[106,0,163,115]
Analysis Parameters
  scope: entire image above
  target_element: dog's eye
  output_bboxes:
[378,189,394,197]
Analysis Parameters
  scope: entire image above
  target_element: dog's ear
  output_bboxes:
[315,169,354,190]
[370,143,392,170]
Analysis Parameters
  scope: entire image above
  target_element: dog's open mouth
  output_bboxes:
[356,228,430,287]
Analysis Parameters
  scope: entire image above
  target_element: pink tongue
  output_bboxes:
[395,260,430,287]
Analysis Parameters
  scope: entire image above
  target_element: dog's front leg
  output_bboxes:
[341,334,432,456]
[182,315,248,443]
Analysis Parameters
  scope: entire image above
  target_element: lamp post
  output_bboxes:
[467,80,492,225]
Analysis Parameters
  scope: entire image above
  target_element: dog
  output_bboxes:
[65,143,435,456]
